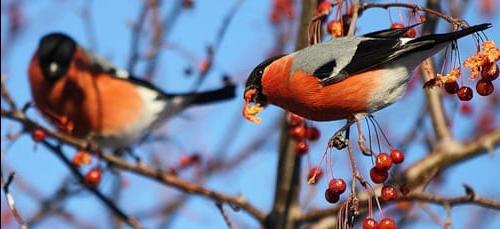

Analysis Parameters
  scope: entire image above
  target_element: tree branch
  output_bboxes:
[265,1,317,228]
[1,172,28,229]
[1,108,267,224]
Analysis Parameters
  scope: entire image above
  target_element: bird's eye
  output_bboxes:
[49,62,59,74]
[38,33,76,82]
[258,69,263,75]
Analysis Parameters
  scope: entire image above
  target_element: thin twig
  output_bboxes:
[216,203,234,229]
[41,141,142,229]
[1,171,28,229]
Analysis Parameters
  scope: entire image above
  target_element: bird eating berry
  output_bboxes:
[242,24,492,123]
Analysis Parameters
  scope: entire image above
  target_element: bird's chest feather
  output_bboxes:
[260,51,415,121]
[33,68,163,147]
[262,66,381,121]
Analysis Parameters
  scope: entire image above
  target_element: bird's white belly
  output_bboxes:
[365,44,446,113]
[94,86,168,149]
[367,65,412,112]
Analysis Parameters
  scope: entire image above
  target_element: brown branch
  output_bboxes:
[127,2,149,73]
[396,128,500,188]
[1,172,28,229]
[347,0,360,36]
[360,2,468,28]
[27,179,73,226]
[265,1,317,228]
[420,59,452,141]
[216,203,234,229]
[298,127,500,223]
[1,108,267,223]
[41,141,143,229]
[80,0,98,51]
[401,192,500,210]
[1,76,18,111]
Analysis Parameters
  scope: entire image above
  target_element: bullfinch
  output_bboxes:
[29,33,236,148]
[242,23,492,123]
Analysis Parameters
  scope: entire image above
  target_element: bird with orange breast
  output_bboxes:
[243,23,492,123]
[29,33,236,148]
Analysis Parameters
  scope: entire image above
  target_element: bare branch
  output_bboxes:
[401,192,500,210]
[1,172,28,229]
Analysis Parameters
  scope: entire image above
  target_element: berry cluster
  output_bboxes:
[269,0,295,24]
[29,126,103,187]
[437,41,499,101]
[287,113,321,156]
[73,152,103,188]
[325,178,347,203]
[390,23,417,38]
[363,217,396,229]
[324,4,355,38]
[370,149,404,184]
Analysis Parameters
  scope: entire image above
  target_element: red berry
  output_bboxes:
[31,128,46,142]
[444,81,459,94]
[404,28,417,38]
[476,79,494,96]
[482,63,499,81]
[362,217,378,229]
[324,188,340,203]
[289,126,306,139]
[295,140,309,155]
[307,167,322,184]
[381,185,398,201]
[459,103,473,115]
[328,178,347,194]
[84,167,102,188]
[306,127,321,141]
[182,0,194,8]
[390,23,404,29]
[370,167,388,184]
[167,167,177,176]
[379,217,396,229]
[270,9,282,24]
[288,113,303,126]
[316,1,332,14]
[327,20,344,37]
[72,151,92,168]
[457,86,473,101]
[375,153,393,170]
[390,149,404,164]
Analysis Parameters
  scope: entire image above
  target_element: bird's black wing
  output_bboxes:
[362,23,421,39]
[86,50,236,104]
[317,38,403,85]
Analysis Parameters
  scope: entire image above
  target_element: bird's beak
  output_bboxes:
[242,88,265,123]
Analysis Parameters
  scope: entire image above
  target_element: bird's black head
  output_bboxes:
[244,55,285,106]
[37,33,77,82]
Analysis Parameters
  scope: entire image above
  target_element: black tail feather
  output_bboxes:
[407,23,491,45]
[187,84,236,105]
[363,23,422,39]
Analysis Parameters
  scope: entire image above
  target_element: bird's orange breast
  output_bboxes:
[28,49,143,138]
[261,55,379,121]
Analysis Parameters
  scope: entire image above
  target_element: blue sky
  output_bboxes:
[1,0,499,228]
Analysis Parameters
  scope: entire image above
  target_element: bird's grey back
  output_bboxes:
[290,36,363,77]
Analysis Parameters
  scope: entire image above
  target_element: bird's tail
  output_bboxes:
[190,84,236,105]
[407,23,491,47]
[164,84,236,105]
[363,23,422,39]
